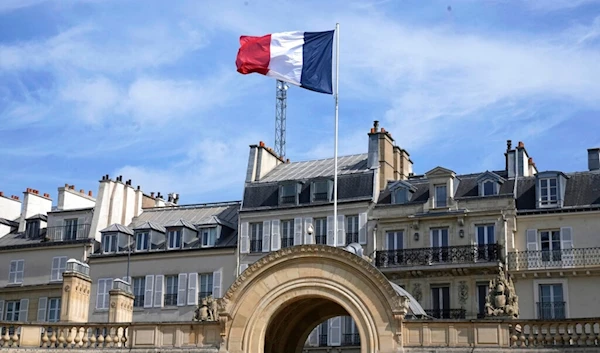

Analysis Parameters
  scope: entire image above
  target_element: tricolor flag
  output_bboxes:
[236,30,334,94]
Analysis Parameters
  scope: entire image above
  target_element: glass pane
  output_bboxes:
[550,178,557,187]
[540,285,552,301]
[484,181,494,195]
[487,226,495,243]
[477,227,485,244]
[552,284,564,301]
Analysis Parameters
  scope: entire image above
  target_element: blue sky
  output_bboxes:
[1,0,600,204]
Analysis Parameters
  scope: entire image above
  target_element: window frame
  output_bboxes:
[4,300,20,321]
[385,231,404,250]
[198,273,214,301]
[311,180,331,202]
[102,233,118,254]
[534,279,568,319]
[539,177,558,207]
[63,218,79,240]
[47,298,61,322]
[345,215,359,244]
[167,229,182,249]
[8,259,24,284]
[132,277,146,308]
[135,232,150,251]
[164,275,179,306]
[50,256,67,282]
[279,183,299,205]
[25,220,40,239]
[249,222,263,252]
[434,184,447,208]
[280,220,294,248]
[482,180,496,196]
[314,218,327,245]
[201,227,217,248]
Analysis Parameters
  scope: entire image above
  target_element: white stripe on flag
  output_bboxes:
[267,31,304,86]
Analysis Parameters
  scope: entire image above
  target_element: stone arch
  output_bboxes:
[218,245,410,353]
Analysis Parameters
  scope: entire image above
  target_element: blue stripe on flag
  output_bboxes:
[300,30,334,94]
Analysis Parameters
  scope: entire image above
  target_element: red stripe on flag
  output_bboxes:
[236,34,271,75]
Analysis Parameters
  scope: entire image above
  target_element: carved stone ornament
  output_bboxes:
[193,295,219,322]
[485,268,519,318]
[412,283,423,302]
[458,281,468,306]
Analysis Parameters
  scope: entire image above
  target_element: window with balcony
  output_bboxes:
[430,228,449,262]
[167,230,182,249]
[47,298,61,322]
[280,183,298,205]
[429,286,451,319]
[477,283,489,319]
[386,231,403,250]
[198,273,214,301]
[281,220,294,248]
[201,227,217,247]
[164,275,178,306]
[345,215,359,244]
[132,277,145,307]
[312,180,331,202]
[434,185,447,208]
[135,232,149,251]
[314,218,327,245]
[476,225,496,261]
[250,223,263,252]
[64,219,78,240]
[538,284,565,319]
[8,259,24,284]
[102,234,117,254]
[541,230,561,262]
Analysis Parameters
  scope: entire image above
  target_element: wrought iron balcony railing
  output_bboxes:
[375,244,501,268]
[318,334,328,347]
[281,237,294,248]
[536,301,566,320]
[46,224,91,241]
[425,308,467,319]
[346,232,359,244]
[507,247,600,270]
[341,333,360,346]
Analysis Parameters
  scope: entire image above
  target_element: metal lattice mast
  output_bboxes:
[275,80,287,158]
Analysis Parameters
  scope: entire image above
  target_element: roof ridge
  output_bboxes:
[281,153,368,165]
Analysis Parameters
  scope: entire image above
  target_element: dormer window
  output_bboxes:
[135,232,149,251]
[483,181,495,196]
[539,178,558,206]
[389,180,417,205]
[102,233,118,253]
[201,227,217,247]
[280,183,299,205]
[477,171,504,197]
[25,220,40,239]
[536,171,568,209]
[312,180,332,202]
[434,184,447,208]
[394,188,408,204]
[168,229,182,249]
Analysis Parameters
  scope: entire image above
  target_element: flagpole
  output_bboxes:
[333,23,340,245]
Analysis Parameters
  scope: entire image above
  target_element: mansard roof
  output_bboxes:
[132,221,166,233]
[257,154,370,183]
[100,223,134,235]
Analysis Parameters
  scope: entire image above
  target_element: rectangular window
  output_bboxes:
[168,230,182,249]
[312,180,330,202]
[540,178,558,206]
[430,229,449,263]
[540,230,561,262]
[477,284,489,319]
[314,218,327,245]
[9,259,24,284]
[434,185,447,208]
[136,232,149,251]
[393,188,408,204]
[25,221,40,238]
[201,228,217,247]
[96,278,113,310]
[538,284,565,319]
[386,231,403,250]
[342,316,360,346]
[280,184,297,204]
[102,234,117,253]
[318,322,328,347]
[64,218,79,240]
[4,301,20,321]
[133,277,146,307]
[345,215,359,244]
[476,225,495,261]
[281,220,294,248]
[483,181,495,196]
[430,286,451,318]
[51,257,67,281]
[250,223,263,252]
[165,275,178,306]
[198,273,214,301]
[47,298,61,322]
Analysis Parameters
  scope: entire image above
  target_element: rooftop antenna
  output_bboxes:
[275,80,288,158]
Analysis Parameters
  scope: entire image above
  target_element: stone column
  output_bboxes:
[60,259,92,322]
[108,279,134,323]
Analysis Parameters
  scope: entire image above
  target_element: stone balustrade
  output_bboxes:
[510,319,600,347]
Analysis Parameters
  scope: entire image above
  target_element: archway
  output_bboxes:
[217,245,415,353]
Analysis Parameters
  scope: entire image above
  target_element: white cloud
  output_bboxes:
[60,76,121,124]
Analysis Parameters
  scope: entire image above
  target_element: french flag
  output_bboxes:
[236,30,334,94]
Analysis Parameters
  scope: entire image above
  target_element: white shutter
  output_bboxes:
[37,297,48,322]
[337,215,345,246]
[0,300,4,320]
[561,227,574,267]
[358,212,368,245]
[271,220,281,251]
[294,217,303,245]
[262,221,271,252]
[526,229,540,269]
[59,257,67,280]
[239,263,248,274]
[144,275,154,308]
[240,222,249,254]
[19,298,29,322]
[51,257,60,281]
[329,317,341,346]
[96,279,105,310]
[308,327,318,346]
[304,217,313,244]
[187,273,198,306]
[212,269,222,298]
[177,273,188,306]
[16,260,24,283]
[327,215,335,246]
[154,275,164,308]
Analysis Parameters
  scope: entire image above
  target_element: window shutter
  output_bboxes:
[308,327,318,346]
[526,229,540,269]
[271,220,281,251]
[358,212,368,245]
[96,279,105,310]
[327,215,335,246]
[212,269,222,298]
[37,297,48,322]
[19,298,29,322]
[187,273,198,306]
[240,222,249,254]
[239,263,248,274]
[154,275,164,308]
[59,257,67,280]
[262,221,271,252]
[17,260,24,283]
[0,300,4,321]
[294,217,303,245]
[561,227,574,267]
[177,273,188,306]
[51,257,60,281]
[144,275,154,308]
[337,215,345,246]
[329,317,341,346]
[304,217,313,244]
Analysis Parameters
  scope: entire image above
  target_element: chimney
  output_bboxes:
[367,120,412,192]
[245,141,284,182]
[0,191,22,222]
[506,139,536,178]
[589,148,600,171]
[18,188,52,232]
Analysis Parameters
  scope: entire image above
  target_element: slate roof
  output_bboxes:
[25,214,48,221]
[100,223,135,235]
[0,218,18,227]
[258,154,369,183]
[133,221,167,233]
[163,219,196,230]
[0,228,94,250]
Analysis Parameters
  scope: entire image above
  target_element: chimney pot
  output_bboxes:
[381,128,386,133]
[259,141,265,147]
[80,189,84,193]
[0,191,3,197]
[518,141,524,148]
[137,185,140,190]
[507,140,512,151]
[150,192,155,198]
[373,120,379,132]
[65,183,69,187]
[88,190,93,197]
